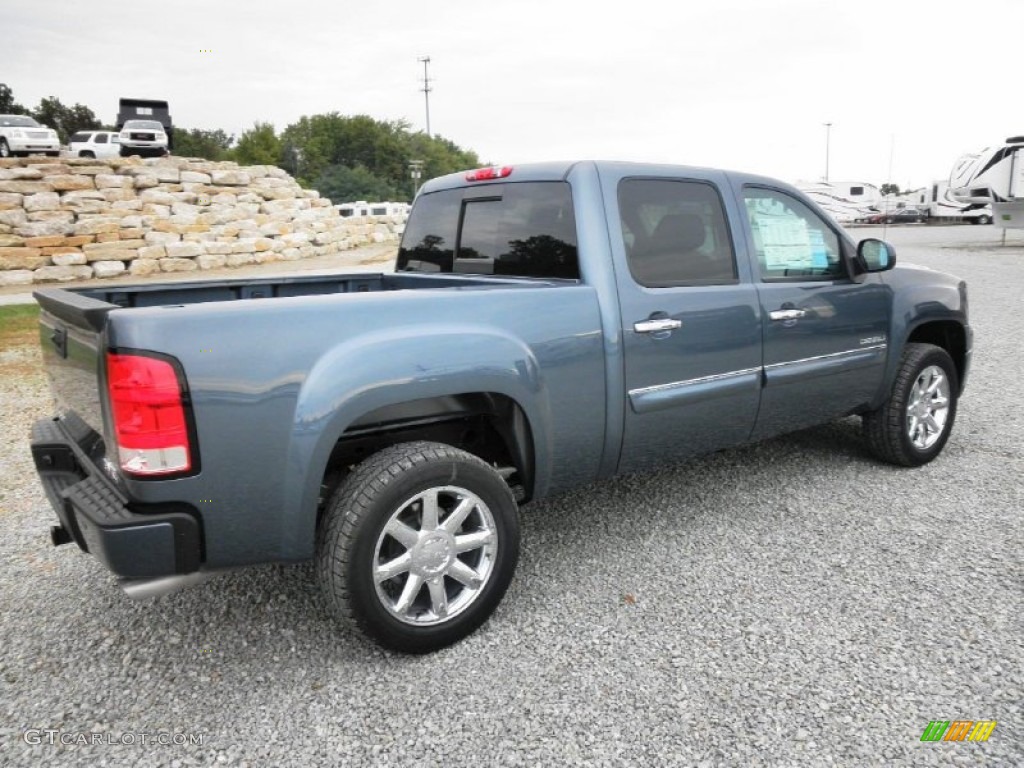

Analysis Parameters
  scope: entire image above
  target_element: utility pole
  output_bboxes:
[823,122,832,182]
[418,56,432,137]
[887,134,895,190]
[408,159,424,201]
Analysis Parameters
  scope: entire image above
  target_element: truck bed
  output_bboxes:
[34,271,543,332]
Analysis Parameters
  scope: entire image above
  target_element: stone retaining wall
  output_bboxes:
[0,157,405,286]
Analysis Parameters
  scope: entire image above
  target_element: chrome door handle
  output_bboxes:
[769,309,806,321]
[634,318,682,333]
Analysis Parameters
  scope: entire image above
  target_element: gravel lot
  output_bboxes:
[1,226,1021,767]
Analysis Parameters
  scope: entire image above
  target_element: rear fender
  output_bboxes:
[281,325,550,557]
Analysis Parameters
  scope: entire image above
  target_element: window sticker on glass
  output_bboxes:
[751,213,813,270]
[809,229,829,269]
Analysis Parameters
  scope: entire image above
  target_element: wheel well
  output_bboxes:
[318,393,535,515]
[907,321,967,388]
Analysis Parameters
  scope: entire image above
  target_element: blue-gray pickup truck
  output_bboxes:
[31,161,971,652]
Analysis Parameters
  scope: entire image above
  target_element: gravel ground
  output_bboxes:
[1,226,1021,767]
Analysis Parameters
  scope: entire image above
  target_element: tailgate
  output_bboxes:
[34,288,114,433]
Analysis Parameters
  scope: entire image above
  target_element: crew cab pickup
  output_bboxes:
[30,161,971,652]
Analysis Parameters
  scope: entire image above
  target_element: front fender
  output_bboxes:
[880,268,969,403]
[281,324,551,557]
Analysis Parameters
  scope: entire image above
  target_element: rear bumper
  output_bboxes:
[31,416,202,580]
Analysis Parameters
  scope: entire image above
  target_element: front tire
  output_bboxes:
[0,138,10,158]
[863,343,959,466]
[316,441,521,653]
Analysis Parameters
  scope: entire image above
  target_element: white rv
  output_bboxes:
[949,136,1024,228]
[916,180,993,224]
[335,201,411,219]
[878,190,927,214]
[794,180,882,224]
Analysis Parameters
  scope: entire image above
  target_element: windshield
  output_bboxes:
[0,115,41,128]
[123,121,163,130]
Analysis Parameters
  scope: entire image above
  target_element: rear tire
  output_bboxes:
[79,150,95,158]
[863,343,959,466]
[316,441,520,653]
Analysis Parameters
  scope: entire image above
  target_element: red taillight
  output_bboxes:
[106,352,192,476]
[465,166,513,182]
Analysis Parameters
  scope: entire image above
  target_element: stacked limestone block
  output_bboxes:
[0,157,405,286]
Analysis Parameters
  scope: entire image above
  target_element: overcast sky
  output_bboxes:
[5,0,1021,189]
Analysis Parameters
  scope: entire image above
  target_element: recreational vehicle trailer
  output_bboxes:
[794,180,882,224]
[949,136,1024,228]
[917,180,993,224]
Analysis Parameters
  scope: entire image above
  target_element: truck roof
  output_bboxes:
[420,160,795,196]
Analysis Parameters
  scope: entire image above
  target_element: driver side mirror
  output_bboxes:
[856,238,896,272]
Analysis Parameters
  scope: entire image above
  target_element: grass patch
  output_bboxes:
[0,303,40,350]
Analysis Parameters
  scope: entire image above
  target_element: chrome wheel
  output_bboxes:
[906,364,950,450]
[373,485,497,627]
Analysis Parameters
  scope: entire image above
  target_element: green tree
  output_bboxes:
[880,183,901,196]
[314,164,400,204]
[172,128,233,160]
[0,83,28,115]
[232,122,282,165]
[278,112,480,198]
[281,114,407,187]
[405,131,480,184]
[30,96,100,142]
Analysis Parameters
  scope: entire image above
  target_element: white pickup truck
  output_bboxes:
[118,120,169,158]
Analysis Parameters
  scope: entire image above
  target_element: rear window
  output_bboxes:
[69,132,91,143]
[397,182,579,279]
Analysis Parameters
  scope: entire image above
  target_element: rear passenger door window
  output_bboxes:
[743,188,843,279]
[95,133,108,144]
[618,179,737,286]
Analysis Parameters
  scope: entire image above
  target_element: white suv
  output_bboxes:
[118,120,169,158]
[68,130,122,159]
[0,114,61,157]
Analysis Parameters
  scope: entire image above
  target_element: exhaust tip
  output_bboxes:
[120,571,211,600]
[50,525,73,547]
